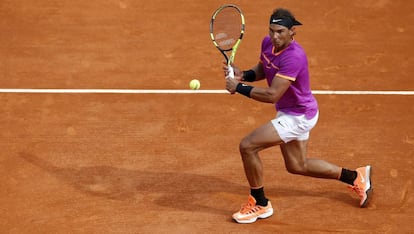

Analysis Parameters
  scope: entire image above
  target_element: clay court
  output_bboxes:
[1,0,413,233]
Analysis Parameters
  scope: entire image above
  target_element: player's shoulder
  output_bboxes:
[262,35,271,43]
[291,40,307,54]
[285,41,306,58]
[262,35,274,45]
[280,41,307,66]
[261,36,273,51]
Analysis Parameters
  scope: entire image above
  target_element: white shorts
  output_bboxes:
[271,111,319,143]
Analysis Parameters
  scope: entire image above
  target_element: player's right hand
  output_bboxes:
[225,76,238,94]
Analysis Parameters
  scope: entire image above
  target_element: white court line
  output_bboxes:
[0,89,413,95]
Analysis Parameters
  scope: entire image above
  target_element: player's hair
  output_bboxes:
[270,8,299,36]
[271,8,296,21]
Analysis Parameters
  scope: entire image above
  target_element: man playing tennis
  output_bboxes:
[224,8,372,224]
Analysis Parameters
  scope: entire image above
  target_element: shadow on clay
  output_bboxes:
[19,152,357,215]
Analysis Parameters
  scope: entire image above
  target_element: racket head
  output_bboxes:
[210,4,245,65]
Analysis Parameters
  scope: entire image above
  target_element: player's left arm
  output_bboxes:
[243,62,266,82]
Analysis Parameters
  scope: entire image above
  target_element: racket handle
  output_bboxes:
[227,65,235,79]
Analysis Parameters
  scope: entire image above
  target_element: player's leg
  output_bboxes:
[280,140,372,207]
[275,111,372,207]
[232,122,280,224]
[280,140,341,179]
[239,121,282,188]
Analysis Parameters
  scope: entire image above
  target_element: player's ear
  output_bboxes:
[289,27,296,37]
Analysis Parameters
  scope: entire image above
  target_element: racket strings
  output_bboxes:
[212,8,243,51]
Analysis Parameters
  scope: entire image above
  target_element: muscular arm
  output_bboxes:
[249,75,291,103]
[226,73,291,104]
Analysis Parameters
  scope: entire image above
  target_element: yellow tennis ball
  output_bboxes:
[189,79,201,90]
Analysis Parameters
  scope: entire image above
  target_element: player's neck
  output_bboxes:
[275,38,293,52]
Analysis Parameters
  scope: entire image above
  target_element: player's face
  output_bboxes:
[269,24,294,51]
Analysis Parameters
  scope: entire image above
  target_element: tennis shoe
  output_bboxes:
[349,165,372,207]
[232,195,273,224]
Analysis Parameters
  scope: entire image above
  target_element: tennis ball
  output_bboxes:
[189,79,201,90]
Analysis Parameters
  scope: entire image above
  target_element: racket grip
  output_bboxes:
[227,65,235,79]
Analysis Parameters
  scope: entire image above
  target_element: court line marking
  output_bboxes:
[0,89,413,95]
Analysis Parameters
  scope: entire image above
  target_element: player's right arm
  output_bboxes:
[248,75,291,103]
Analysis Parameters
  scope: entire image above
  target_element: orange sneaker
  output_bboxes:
[349,165,372,207]
[232,195,273,224]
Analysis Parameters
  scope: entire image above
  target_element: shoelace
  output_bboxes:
[240,202,257,214]
[348,184,363,197]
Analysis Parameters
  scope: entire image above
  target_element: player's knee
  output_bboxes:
[239,137,254,155]
[286,166,300,175]
[286,163,307,175]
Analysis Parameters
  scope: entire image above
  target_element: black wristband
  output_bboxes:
[242,69,256,82]
[236,83,253,98]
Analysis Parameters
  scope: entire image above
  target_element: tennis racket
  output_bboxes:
[210,4,245,79]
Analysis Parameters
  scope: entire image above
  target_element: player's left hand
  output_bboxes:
[222,62,242,80]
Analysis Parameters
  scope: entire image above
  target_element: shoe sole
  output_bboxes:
[361,165,372,208]
[233,208,274,224]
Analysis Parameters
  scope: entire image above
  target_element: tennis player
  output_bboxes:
[224,8,372,224]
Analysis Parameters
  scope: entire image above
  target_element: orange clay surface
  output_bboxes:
[1,0,413,233]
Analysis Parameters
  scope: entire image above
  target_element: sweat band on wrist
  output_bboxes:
[242,69,256,82]
[236,83,253,98]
